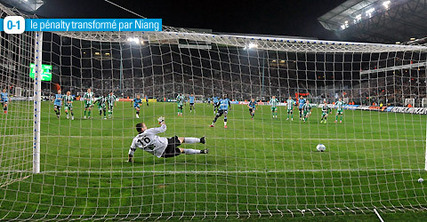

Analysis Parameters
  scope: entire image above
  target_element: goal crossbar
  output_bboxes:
[361,61,427,75]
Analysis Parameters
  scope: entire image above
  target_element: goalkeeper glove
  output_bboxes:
[157,116,165,124]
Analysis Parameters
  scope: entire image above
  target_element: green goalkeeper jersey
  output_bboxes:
[107,94,117,107]
[83,92,94,105]
[286,99,295,109]
[63,95,73,107]
[270,98,279,108]
[336,101,345,111]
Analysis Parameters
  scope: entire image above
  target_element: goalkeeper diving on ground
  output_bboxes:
[128,116,208,162]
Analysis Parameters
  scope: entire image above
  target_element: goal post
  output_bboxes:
[32,31,42,174]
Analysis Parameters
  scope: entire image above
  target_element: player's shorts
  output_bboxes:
[109,105,114,110]
[54,105,61,110]
[249,108,254,113]
[322,112,328,117]
[287,108,293,114]
[162,136,182,158]
[190,103,194,106]
[271,107,277,112]
[134,104,140,109]
[214,103,220,108]
[178,105,183,109]
[303,111,309,117]
[1,101,8,105]
[98,105,106,110]
[337,110,343,115]
[64,105,73,111]
[299,107,303,112]
[84,102,93,108]
[216,109,228,117]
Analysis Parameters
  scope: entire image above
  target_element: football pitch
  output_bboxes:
[1,101,426,220]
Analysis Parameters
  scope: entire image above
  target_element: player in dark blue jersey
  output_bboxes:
[144,94,149,106]
[1,88,9,114]
[132,95,142,118]
[210,94,231,128]
[298,96,306,120]
[189,94,195,113]
[53,90,62,118]
[248,98,257,120]
[212,96,219,114]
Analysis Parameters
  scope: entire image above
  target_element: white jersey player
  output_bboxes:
[128,117,208,162]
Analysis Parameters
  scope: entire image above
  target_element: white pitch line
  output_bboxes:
[2,134,424,142]
[373,208,385,222]
[28,135,424,142]
[0,169,423,174]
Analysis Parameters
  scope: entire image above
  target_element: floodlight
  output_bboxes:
[248,42,258,49]
[383,1,391,9]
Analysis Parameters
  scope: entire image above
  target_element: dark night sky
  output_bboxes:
[35,0,346,40]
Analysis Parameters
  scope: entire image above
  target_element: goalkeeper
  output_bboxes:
[128,116,208,162]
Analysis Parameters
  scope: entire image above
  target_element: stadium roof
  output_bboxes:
[318,0,380,31]
[318,0,427,43]
[0,0,44,12]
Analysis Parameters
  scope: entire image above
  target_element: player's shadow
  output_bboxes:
[127,155,226,169]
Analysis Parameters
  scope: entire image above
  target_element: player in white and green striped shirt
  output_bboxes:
[302,100,313,123]
[286,96,296,120]
[269,96,279,118]
[63,91,74,120]
[335,98,345,123]
[107,92,117,118]
[83,88,94,119]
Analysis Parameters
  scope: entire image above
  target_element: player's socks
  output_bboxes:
[99,110,102,116]
[183,149,201,155]
[184,137,201,144]
[84,110,87,117]
[88,111,91,117]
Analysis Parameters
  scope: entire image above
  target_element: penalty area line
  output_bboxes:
[1,169,423,174]
[38,135,424,142]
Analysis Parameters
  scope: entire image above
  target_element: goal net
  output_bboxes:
[1,5,427,220]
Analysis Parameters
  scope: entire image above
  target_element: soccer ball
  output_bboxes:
[418,178,424,183]
[316,144,326,152]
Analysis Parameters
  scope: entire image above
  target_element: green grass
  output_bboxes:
[0,101,426,220]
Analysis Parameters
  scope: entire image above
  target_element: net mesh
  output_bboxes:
[0,3,427,220]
